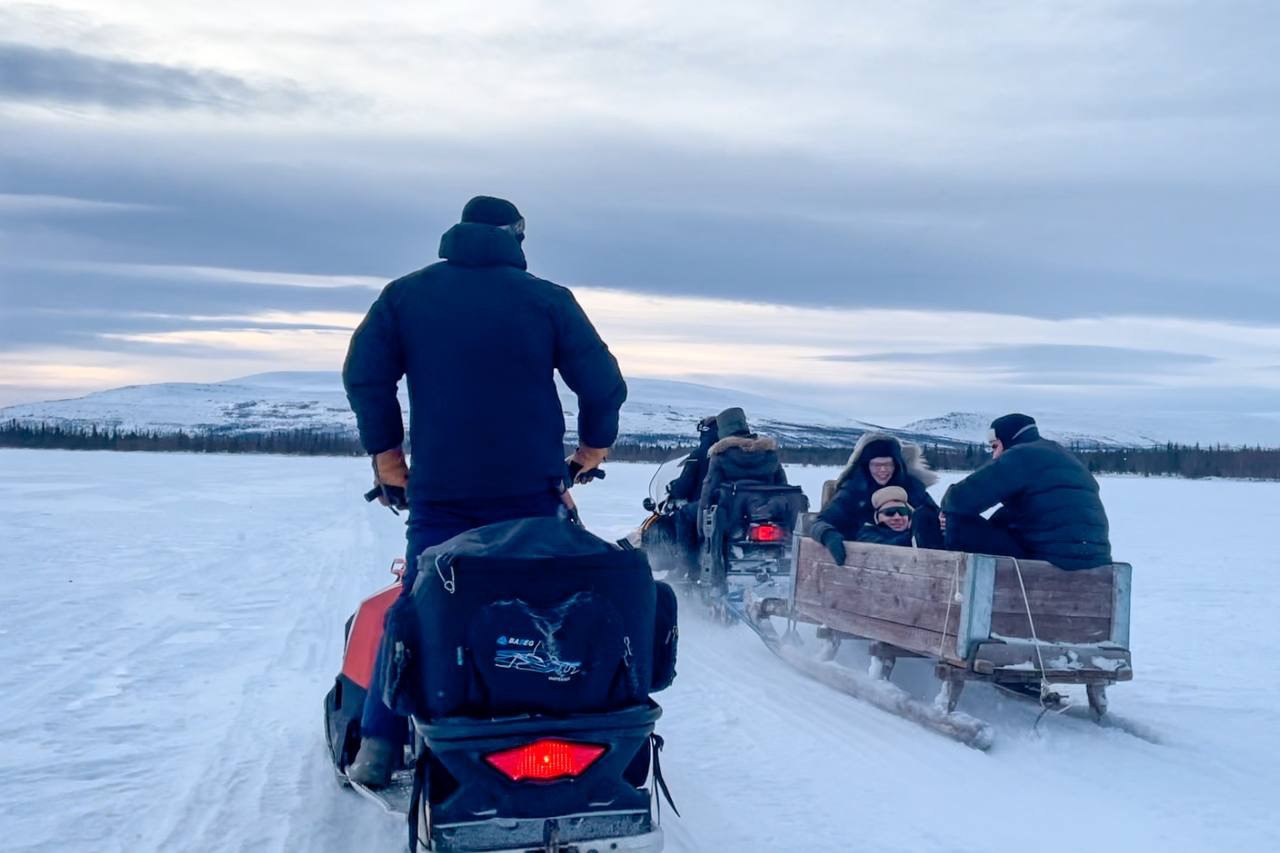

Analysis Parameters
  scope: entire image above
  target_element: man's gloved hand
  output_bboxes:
[821,529,846,566]
[567,445,608,485]
[371,447,409,510]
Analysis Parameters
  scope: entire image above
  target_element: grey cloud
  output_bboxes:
[2,118,1279,325]
[0,41,313,112]
[820,345,1217,373]
[0,267,373,356]
[0,193,164,215]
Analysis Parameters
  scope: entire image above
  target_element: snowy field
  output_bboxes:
[2,450,1279,853]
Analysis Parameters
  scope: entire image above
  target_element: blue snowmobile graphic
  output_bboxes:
[494,641,582,680]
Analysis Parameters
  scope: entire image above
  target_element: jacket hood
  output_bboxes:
[438,222,528,270]
[835,431,938,489]
[709,434,778,456]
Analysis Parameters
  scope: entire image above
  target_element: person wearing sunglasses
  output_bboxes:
[941,413,1111,570]
[853,486,920,547]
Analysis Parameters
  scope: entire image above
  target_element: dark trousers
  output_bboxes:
[943,513,1028,558]
[360,491,564,740]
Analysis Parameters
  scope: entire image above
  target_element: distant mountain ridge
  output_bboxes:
[2,372,1275,448]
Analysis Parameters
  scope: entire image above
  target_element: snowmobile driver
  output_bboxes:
[341,195,627,787]
[665,415,719,571]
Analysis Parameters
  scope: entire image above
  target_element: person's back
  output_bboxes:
[341,196,627,787]
[976,436,1110,567]
[668,416,719,504]
[943,414,1111,570]
[697,407,786,523]
[344,198,626,504]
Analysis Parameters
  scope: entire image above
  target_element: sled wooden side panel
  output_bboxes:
[792,539,1130,666]
[792,539,970,666]
[988,558,1119,645]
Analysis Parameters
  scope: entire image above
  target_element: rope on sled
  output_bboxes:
[1010,556,1071,728]
[937,558,960,661]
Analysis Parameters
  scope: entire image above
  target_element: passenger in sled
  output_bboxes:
[853,486,923,547]
[811,432,942,565]
[340,195,627,787]
[941,413,1112,570]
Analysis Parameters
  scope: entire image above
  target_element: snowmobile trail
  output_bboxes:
[3,453,1279,853]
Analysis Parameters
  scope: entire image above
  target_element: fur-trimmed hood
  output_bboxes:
[709,434,779,456]
[835,431,937,489]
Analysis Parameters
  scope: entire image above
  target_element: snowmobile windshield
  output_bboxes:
[649,453,690,508]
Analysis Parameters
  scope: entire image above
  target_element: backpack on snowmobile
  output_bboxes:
[699,481,808,600]
[325,516,677,853]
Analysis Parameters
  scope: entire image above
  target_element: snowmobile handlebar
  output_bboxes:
[363,462,602,515]
[364,483,408,514]
[566,459,607,487]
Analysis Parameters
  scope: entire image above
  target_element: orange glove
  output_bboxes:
[568,445,608,485]
[372,447,409,508]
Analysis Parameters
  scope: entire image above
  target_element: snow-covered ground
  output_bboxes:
[2,450,1278,852]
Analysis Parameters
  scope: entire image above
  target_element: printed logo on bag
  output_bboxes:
[494,641,582,682]
[497,635,537,648]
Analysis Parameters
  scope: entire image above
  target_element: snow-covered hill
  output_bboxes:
[0,372,929,448]
[904,410,1280,449]
[3,372,1275,448]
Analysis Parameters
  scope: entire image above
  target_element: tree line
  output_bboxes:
[3,420,1278,480]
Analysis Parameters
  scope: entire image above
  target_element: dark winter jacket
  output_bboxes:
[810,432,940,546]
[668,424,719,503]
[941,432,1111,570]
[343,222,627,504]
[697,435,788,521]
[854,522,913,547]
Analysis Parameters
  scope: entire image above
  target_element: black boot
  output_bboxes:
[347,736,396,788]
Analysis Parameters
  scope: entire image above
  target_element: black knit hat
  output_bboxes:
[989,413,1039,447]
[461,196,523,227]
[859,438,899,466]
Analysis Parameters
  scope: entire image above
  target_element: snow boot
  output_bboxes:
[347,736,396,788]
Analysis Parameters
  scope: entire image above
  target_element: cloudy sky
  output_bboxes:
[2,0,1278,424]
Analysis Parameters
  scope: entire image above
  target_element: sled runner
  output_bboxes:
[746,523,1133,750]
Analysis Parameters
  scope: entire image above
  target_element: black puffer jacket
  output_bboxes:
[942,432,1111,570]
[811,432,939,545]
[697,435,788,520]
[343,222,626,504]
[854,522,913,547]
[668,422,719,503]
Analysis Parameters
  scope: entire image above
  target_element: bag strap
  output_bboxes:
[650,733,679,819]
[407,748,430,853]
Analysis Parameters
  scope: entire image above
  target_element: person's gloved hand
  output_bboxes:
[821,529,846,566]
[568,445,608,485]
[371,447,409,510]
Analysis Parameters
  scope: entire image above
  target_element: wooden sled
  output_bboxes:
[748,515,1133,750]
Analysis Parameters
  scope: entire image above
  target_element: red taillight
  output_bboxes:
[747,522,786,543]
[484,739,606,782]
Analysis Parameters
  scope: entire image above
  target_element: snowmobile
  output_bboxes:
[695,480,808,621]
[635,453,693,576]
[325,481,678,853]
[636,455,807,621]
